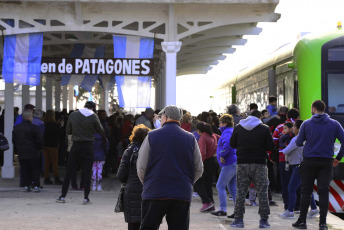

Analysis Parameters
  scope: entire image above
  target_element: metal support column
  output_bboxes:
[22,85,30,110]
[46,76,53,110]
[1,83,15,178]
[35,78,43,110]
[62,85,68,110]
[54,80,61,112]
[161,41,181,106]
[68,85,74,111]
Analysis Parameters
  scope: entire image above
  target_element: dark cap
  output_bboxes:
[84,101,96,109]
[144,107,155,114]
[24,104,35,110]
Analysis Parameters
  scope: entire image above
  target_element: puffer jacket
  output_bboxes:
[217,126,236,167]
[93,133,108,161]
[117,142,142,223]
[12,120,43,160]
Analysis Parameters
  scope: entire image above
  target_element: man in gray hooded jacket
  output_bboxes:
[229,110,275,228]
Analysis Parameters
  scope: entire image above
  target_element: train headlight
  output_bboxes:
[334,143,341,155]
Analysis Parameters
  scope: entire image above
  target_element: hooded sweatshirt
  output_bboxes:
[282,135,303,165]
[230,116,275,164]
[296,113,344,161]
[66,108,105,142]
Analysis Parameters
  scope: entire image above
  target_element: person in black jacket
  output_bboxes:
[117,124,151,230]
[227,104,243,127]
[266,106,288,133]
[12,110,44,192]
[229,110,275,228]
[43,110,64,185]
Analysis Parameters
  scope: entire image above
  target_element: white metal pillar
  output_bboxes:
[158,67,165,109]
[22,85,30,110]
[62,85,68,110]
[46,76,53,110]
[68,85,74,111]
[100,90,105,110]
[100,76,110,115]
[155,79,160,110]
[54,79,61,112]
[160,66,165,108]
[104,90,109,115]
[161,42,181,106]
[35,78,43,110]
[2,83,15,178]
[159,78,162,109]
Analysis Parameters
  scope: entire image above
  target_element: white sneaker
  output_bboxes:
[307,209,319,218]
[56,196,66,203]
[97,184,102,191]
[91,180,97,191]
[83,198,92,205]
[280,210,294,219]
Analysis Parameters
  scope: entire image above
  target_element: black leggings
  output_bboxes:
[194,157,217,204]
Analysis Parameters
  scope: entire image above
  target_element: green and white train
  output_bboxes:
[215,31,344,213]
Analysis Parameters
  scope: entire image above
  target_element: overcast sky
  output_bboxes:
[176,0,344,115]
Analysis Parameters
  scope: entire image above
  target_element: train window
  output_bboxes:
[328,47,344,61]
[327,73,344,114]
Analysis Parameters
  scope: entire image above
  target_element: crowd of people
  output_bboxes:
[1,95,343,230]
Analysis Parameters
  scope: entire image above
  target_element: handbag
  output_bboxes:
[114,183,126,213]
[0,132,9,151]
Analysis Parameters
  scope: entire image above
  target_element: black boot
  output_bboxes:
[227,213,235,218]
[54,177,63,185]
[292,219,307,229]
[44,178,53,185]
[319,224,328,230]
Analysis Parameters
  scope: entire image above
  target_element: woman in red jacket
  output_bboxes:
[194,122,220,212]
[181,112,192,132]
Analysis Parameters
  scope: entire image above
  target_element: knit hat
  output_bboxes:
[158,105,183,121]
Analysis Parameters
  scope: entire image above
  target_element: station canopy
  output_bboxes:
[0,0,280,80]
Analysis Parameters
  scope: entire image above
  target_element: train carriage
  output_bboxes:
[216,31,344,213]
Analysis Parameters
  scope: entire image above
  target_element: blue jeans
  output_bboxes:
[288,165,317,212]
[279,161,292,210]
[216,163,236,210]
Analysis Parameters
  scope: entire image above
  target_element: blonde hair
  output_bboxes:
[129,124,151,143]
[219,114,234,127]
[182,113,192,124]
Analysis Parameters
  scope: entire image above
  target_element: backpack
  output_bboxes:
[0,132,9,151]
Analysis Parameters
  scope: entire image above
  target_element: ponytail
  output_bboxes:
[196,122,213,136]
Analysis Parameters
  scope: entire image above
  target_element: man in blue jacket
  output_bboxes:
[293,100,344,230]
[137,105,203,230]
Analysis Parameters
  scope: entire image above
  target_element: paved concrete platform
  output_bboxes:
[0,167,343,230]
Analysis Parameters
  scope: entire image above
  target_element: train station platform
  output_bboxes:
[0,165,343,230]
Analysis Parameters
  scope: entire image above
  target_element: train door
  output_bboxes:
[321,36,344,182]
[321,36,344,126]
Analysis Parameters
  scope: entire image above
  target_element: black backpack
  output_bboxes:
[0,132,9,151]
